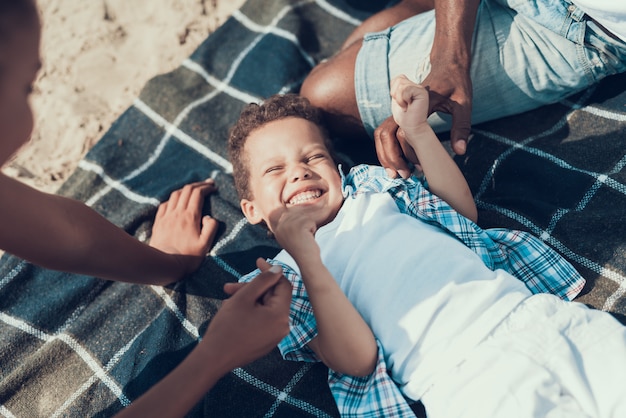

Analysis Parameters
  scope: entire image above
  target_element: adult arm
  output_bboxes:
[391,75,477,221]
[114,258,292,418]
[0,175,217,285]
[425,0,478,152]
[375,0,480,178]
[270,209,378,377]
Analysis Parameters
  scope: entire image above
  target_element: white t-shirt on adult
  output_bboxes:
[276,191,531,399]
[573,0,626,42]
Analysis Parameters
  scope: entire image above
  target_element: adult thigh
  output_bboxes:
[300,41,365,138]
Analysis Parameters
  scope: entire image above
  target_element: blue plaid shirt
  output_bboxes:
[240,164,585,417]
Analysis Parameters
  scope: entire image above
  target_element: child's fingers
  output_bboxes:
[391,78,411,110]
[391,74,427,110]
[401,87,416,107]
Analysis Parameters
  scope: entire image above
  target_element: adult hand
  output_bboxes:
[374,116,417,179]
[374,68,472,178]
[211,258,292,370]
[149,180,219,275]
[112,258,291,418]
[421,63,472,155]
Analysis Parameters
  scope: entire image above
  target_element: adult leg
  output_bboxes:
[354,0,626,141]
[300,41,365,140]
[340,0,434,50]
[300,0,434,141]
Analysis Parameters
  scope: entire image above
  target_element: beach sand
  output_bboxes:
[2,0,245,193]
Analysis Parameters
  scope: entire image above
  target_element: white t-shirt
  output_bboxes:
[573,0,626,42]
[276,192,531,399]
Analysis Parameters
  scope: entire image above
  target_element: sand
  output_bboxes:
[2,0,245,193]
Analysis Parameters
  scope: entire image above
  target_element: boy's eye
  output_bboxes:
[307,154,325,162]
[265,166,282,174]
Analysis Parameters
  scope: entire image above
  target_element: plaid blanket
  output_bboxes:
[1,0,624,416]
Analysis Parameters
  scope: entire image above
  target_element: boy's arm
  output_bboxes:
[270,209,378,377]
[114,258,292,418]
[390,75,478,222]
[0,174,217,285]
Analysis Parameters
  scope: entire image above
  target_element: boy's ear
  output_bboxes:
[240,199,264,225]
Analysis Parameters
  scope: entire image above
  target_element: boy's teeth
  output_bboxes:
[289,190,321,205]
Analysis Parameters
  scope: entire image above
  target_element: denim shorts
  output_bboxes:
[355,0,626,137]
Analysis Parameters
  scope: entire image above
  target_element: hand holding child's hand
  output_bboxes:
[206,258,292,371]
[390,75,431,141]
[149,180,219,276]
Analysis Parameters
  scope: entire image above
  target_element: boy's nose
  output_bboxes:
[291,166,311,181]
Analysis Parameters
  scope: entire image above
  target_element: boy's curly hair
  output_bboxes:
[228,93,336,200]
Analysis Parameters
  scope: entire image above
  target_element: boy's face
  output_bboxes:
[240,116,344,232]
[0,16,41,166]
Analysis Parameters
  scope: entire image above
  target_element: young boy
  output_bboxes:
[229,76,626,417]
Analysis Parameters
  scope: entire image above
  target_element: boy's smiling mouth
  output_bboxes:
[286,189,323,206]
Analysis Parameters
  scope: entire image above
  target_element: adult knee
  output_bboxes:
[300,63,341,112]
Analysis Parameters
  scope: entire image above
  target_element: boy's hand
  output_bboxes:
[390,74,431,138]
[269,208,319,262]
[149,180,219,275]
[208,258,292,371]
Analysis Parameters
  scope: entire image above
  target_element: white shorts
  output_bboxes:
[420,293,626,418]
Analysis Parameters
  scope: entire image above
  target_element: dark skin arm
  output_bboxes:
[114,258,292,418]
[374,0,480,178]
[0,176,217,285]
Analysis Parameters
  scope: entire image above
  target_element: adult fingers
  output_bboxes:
[268,276,293,309]
[200,215,219,247]
[374,116,411,178]
[223,281,246,295]
[238,262,284,303]
[163,179,216,212]
[185,179,217,210]
[256,257,273,272]
[449,102,472,155]
[154,200,168,220]
[397,129,419,168]
[176,179,216,210]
